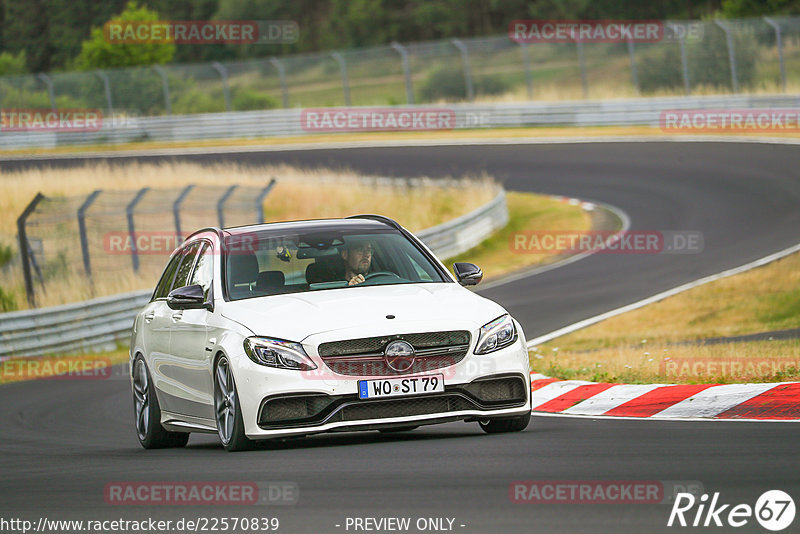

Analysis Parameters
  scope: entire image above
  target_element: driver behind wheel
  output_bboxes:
[341,239,373,286]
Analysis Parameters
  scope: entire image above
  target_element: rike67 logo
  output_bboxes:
[668,490,795,531]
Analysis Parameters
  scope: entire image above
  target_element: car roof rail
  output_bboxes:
[184,226,224,241]
[346,214,403,231]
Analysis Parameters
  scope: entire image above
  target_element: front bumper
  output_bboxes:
[232,333,531,439]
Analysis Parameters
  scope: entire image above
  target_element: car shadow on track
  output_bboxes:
[182,425,508,452]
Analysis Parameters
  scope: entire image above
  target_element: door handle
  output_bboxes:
[144,312,155,323]
[171,311,183,322]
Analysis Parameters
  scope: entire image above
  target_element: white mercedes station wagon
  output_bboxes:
[129,215,531,451]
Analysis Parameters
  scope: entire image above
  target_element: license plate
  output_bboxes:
[358,374,445,399]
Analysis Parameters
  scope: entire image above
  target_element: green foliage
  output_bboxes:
[172,88,225,114]
[0,0,769,74]
[418,66,511,102]
[721,0,800,17]
[75,1,175,70]
[474,74,512,96]
[231,89,279,111]
[0,286,17,312]
[418,66,468,102]
[638,27,758,92]
[0,244,14,268]
[0,51,28,75]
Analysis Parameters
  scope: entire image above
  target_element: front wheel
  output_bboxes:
[478,411,531,434]
[132,356,190,449]
[214,355,253,452]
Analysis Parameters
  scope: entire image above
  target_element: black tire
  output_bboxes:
[132,356,190,449]
[378,426,419,433]
[478,411,531,434]
[214,355,253,452]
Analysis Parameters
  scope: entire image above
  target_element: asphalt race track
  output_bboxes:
[1,141,799,533]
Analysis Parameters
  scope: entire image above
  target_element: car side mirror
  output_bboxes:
[453,262,483,286]
[167,284,209,310]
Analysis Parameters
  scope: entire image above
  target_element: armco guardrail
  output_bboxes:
[0,290,151,359]
[2,94,799,150]
[0,190,508,359]
[418,189,508,260]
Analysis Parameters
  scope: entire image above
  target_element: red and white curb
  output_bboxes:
[529,373,800,421]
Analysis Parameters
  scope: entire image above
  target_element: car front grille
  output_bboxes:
[317,330,471,376]
[257,374,529,429]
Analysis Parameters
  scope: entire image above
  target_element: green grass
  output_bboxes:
[446,191,592,281]
[534,250,800,384]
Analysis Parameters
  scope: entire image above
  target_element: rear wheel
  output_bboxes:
[214,355,253,452]
[132,356,190,449]
[478,411,531,434]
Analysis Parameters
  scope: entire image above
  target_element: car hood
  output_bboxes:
[221,282,507,346]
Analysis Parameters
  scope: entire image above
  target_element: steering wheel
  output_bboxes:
[363,271,402,282]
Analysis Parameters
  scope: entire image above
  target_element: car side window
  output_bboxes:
[153,252,183,300]
[188,242,213,298]
[170,242,201,293]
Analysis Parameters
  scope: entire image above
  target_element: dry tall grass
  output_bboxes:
[532,250,800,384]
[542,251,800,352]
[0,162,497,310]
[531,339,800,384]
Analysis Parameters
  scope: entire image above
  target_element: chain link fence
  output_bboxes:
[1,17,799,117]
[16,180,276,307]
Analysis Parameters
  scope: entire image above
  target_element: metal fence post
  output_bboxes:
[17,193,45,307]
[94,70,113,117]
[77,189,102,283]
[576,40,588,98]
[714,19,739,93]
[173,185,194,244]
[668,22,691,95]
[269,58,289,109]
[152,65,172,115]
[764,17,786,92]
[451,38,474,101]
[217,185,238,228]
[256,179,277,224]
[330,52,351,106]
[37,74,57,111]
[391,42,414,104]
[627,39,640,95]
[519,42,533,99]
[212,61,232,112]
[126,188,149,273]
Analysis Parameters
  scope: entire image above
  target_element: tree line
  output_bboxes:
[0,0,798,74]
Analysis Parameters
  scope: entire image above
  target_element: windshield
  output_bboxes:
[224,226,447,300]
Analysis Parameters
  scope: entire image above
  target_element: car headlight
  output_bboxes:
[474,314,517,354]
[244,337,317,371]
